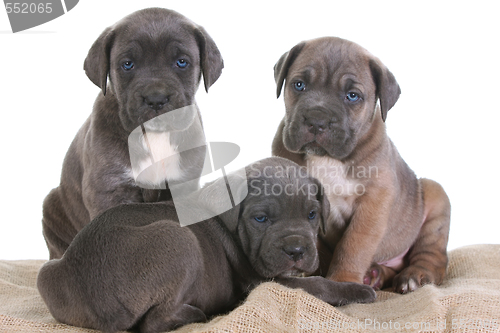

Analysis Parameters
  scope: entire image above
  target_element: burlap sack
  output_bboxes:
[1,244,499,333]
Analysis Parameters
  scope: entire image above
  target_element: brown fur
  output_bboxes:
[272,37,450,293]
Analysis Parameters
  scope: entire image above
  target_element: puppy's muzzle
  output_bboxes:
[142,84,171,113]
[144,92,169,112]
[304,109,339,135]
[282,235,308,262]
[300,109,346,153]
[137,83,188,130]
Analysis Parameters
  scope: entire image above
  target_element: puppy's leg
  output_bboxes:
[327,188,393,284]
[42,189,79,259]
[139,303,206,333]
[393,178,450,293]
[277,276,376,306]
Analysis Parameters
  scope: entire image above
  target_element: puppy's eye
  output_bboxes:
[308,210,316,220]
[294,81,306,91]
[254,216,268,223]
[176,59,189,68]
[121,61,134,71]
[346,92,360,102]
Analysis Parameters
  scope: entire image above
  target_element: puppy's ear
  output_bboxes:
[84,27,115,96]
[196,169,248,233]
[369,58,401,122]
[311,177,330,235]
[274,42,306,98]
[194,27,224,92]
[217,205,241,234]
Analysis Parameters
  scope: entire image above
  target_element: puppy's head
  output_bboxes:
[215,157,330,278]
[274,37,400,160]
[84,8,224,132]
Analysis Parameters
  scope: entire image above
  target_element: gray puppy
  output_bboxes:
[37,157,376,333]
[42,8,223,259]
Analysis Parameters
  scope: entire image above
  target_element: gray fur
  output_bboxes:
[42,8,223,259]
[37,157,375,333]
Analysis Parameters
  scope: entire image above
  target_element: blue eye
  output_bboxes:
[176,59,188,68]
[294,81,306,91]
[346,92,360,102]
[121,61,134,71]
[308,211,316,220]
[254,216,268,223]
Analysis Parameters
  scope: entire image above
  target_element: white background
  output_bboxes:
[0,0,499,260]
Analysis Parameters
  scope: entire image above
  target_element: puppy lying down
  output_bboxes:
[37,157,375,333]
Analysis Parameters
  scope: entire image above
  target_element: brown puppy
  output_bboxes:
[42,8,223,259]
[272,37,450,293]
[37,157,376,333]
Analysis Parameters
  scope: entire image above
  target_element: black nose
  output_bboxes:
[144,93,169,111]
[305,116,329,135]
[283,245,306,261]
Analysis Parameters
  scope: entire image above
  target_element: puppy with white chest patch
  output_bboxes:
[42,8,223,259]
[272,37,451,293]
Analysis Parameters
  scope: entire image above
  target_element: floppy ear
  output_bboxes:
[274,42,306,98]
[196,169,248,233]
[311,177,330,235]
[217,205,241,234]
[369,58,401,122]
[194,26,224,92]
[84,27,115,96]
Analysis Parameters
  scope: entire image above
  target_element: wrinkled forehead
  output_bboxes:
[247,164,320,201]
[112,12,199,55]
[290,38,373,83]
[243,177,321,220]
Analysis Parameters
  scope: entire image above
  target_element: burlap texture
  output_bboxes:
[1,244,499,333]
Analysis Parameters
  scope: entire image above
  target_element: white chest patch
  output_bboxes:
[132,132,184,188]
[306,155,364,223]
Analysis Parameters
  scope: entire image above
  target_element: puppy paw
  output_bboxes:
[281,276,377,307]
[363,263,383,290]
[393,266,433,294]
[334,282,377,306]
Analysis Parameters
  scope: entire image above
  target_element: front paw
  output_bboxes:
[279,276,376,306]
[393,266,434,294]
[330,282,377,306]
